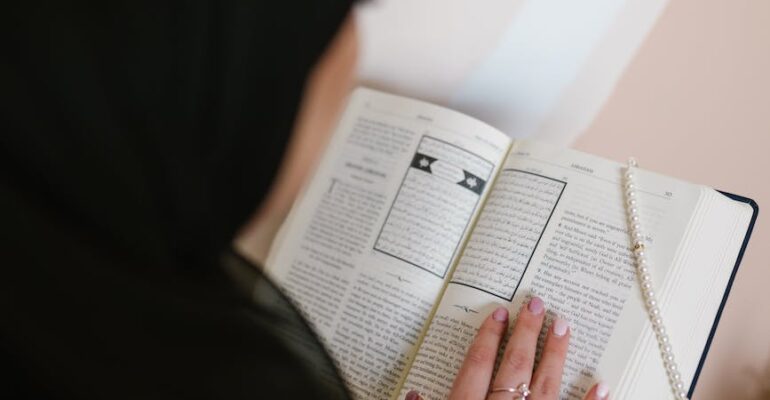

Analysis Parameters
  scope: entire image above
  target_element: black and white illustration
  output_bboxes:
[450,169,566,300]
[374,136,493,278]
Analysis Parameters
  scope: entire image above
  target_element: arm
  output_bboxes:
[235,14,359,264]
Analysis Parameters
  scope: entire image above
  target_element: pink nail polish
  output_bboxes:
[528,296,545,315]
[596,382,610,399]
[405,390,420,400]
[492,306,508,322]
[553,317,569,336]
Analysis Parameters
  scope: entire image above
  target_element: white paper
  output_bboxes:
[355,0,669,144]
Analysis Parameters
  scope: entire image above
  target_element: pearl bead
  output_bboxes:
[624,159,685,399]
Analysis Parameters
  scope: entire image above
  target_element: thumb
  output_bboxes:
[582,382,610,400]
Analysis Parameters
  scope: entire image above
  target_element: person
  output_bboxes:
[1,1,607,399]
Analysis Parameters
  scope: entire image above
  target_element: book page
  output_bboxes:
[264,88,510,400]
[618,188,753,398]
[400,140,705,399]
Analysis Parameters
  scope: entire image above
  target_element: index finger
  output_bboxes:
[448,306,509,400]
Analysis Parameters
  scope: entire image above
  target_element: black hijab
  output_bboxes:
[1,1,352,398]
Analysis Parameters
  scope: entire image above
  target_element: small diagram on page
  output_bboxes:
[374,135,493,278]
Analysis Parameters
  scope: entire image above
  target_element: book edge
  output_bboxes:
[687,191,759,397]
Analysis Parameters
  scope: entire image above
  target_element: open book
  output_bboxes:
[263,88,757,399]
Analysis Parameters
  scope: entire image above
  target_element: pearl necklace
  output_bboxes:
[623,158,688,400]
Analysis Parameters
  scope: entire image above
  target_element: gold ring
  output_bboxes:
[489,383,530,399]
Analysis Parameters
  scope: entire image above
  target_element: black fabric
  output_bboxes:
[0,1,352,398]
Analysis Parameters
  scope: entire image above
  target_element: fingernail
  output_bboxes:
[528,296,544,315]
[553,317,569,336]
[596,381,610,399]
[405,390,422,400]
[492,306,508,322]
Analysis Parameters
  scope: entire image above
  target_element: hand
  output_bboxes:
[406,297,609,400]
